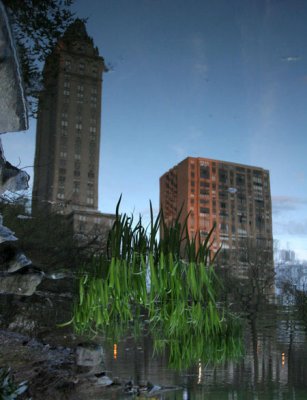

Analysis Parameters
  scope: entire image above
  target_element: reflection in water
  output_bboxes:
[1,274,307,398]
[70,205,243,370]
[1,202,307,397]
[72,267,243,370]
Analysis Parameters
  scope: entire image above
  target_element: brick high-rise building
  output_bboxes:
[160,157,273,257]
[33,20,114,238]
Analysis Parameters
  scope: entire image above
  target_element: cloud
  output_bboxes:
[295,171,305,183]
[193,62,208,76]
[189,33,209,79]
[282,56,301,62]
[272,195,307,214]
[170,144,188,160]
[275,220,307,236]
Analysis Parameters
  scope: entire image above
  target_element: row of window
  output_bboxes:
[64,59,99,75]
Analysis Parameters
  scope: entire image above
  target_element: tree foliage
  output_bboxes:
[3,0,76,115]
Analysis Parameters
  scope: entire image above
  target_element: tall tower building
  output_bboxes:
[32,20,115,239]
[160,157,273,258]
[33,20,105,214]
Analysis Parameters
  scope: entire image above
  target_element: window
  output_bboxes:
[200,198,209,204]
[63,89,70,96]
[200,165,210,179]
[90,88,97,107]
[73,181,80,193]
[220,223,228,233]
[236,174,245,186]
[219,170,227,183]
[87,183,94,197]
[75,143,81,154]
[200,207,210,214]
[89,142,96,155]
[75,123,82,130]
[64,60,71,70]
[79,62,85,73]
[87,198,94,205]
[200,181,209,188]
[61,120,68,127]
[60,151,67,158]
[77,85,84,103]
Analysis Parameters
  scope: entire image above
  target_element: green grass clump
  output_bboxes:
[69,198,243,368]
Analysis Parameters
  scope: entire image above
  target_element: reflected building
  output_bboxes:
[160,157,273,269]
[32,20,114,237]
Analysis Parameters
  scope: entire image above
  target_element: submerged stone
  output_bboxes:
[76,343,105,376]
[96,375,113,386]
[0,271,43,295]
[0,214,17,243]
[7,251,32,273]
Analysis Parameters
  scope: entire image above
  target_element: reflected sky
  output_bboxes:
[2,0,307,259]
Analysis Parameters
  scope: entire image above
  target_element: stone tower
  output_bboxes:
[33,19,106,214]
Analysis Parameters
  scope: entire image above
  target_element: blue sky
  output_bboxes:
[2,0,307,260]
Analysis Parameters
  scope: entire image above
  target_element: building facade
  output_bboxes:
[33,19,105,214]
[32,20,114,239]
[160,157,273,256]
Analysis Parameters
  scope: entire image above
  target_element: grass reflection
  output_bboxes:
[71,200,243,369]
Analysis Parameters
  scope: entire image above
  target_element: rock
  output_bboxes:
[8,314,36,332]
[91,373,113,386]
[75,343,105,376]
[0,1,28,133]
[0,215,17,243]
[7,251,32,273]
[147,382,162,394]
[0,271,43,295]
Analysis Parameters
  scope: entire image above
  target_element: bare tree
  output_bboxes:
[2,0,76,115]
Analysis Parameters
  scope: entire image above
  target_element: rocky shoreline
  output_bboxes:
[0,328,181,399]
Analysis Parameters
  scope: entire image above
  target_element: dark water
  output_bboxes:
[1,276,307,400]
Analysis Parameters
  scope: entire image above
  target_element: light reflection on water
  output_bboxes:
[0,277,307,399]
[98,292,307,399]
